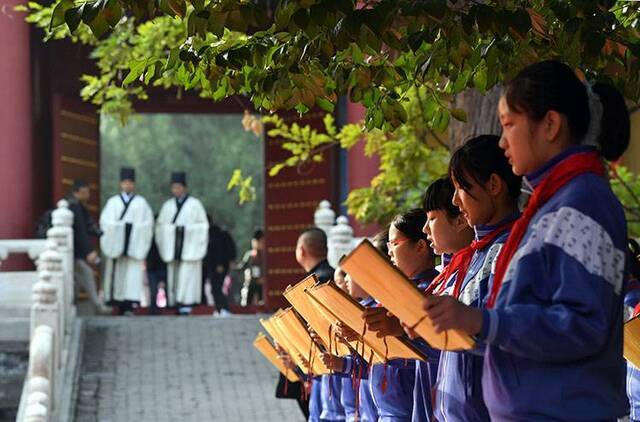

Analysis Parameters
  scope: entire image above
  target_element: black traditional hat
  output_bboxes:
[120,167,135,181]
[171,171,187,186]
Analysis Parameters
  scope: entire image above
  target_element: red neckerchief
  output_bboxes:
[486,151,605,309]
[426,221,515,298]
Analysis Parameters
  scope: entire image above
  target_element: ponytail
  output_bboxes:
[505,60,630,161]
[592,82,630,161]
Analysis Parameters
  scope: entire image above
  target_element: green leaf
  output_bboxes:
[64,6,83,33]
[87,13,110,38]
[50,0,74,30]
[190,0,204,11]
[450,108,467,122]
[268,163,286,177]
[473,67,488,92]
[208,11,227,37]
[103,0,122,27]
[82,0,102,24]
[316,97,335,113]
[123,59,150,85]
[351,43,364,64]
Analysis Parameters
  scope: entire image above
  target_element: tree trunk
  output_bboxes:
[448,86,502,150]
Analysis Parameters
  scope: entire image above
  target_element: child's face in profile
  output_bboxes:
[334,268,347,292]
[424,209,468,255]
[345,274,366,300]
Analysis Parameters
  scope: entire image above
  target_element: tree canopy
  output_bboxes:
[22,0,640,127]
[20,0,640,233]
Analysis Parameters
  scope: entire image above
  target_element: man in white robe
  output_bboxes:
[155,172,209,313]
[100,167,154,314]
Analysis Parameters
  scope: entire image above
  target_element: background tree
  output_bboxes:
[101,113,264,249]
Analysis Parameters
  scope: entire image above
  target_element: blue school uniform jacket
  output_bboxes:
[309,376,323,422]
[340,376,357,422]
[625,277,640,420]
[320,374,346,421]
[410,270,441,422]
[479,146,628,421]
[435,219,516,422]
[339,297,379,422]
[366,270,438,422]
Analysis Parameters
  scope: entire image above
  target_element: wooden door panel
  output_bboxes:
[52,96,100,218]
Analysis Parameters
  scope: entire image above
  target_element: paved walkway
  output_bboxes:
[73,316,303,422]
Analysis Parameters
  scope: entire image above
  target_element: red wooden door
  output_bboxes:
[51,95,100,218]
[263,111,338,311]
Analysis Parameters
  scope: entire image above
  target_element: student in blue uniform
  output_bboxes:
[424,60,631,420]
[362,209,438,422]
[321,232,392,422]
[420,177,474,297]
[322,271,380,422]
[625,240,640,421]
[409,177,475,421]
[434,135,520,422]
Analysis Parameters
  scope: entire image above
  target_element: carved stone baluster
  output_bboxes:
[46,199,74,336]
[34,243,62,372]
[329,216,355,268]
[314,200,336,238]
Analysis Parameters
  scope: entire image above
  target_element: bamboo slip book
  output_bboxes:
[276,308,331,375]
[260,314,310,374]
[340,239,475,351]
[307,281,427,361]
[253,333,300,383]
[624,316,640,367]
[283,275,352,358]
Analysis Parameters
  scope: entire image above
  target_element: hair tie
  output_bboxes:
[583,82,603,148]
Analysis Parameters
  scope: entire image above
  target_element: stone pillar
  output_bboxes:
[328,216,355,268]
[47,200,75,334]
[314,200,336,237]
[25,336,54,421]
[35,241,62,371]
[0,1,33,242]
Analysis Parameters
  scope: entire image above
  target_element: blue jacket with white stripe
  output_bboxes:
[434,219,515,422]
[479,146,628,421]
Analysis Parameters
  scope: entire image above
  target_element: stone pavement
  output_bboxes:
[73,316,304,422]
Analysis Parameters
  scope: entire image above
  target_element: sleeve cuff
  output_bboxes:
[342,356,352,374]
[478,309,500,343]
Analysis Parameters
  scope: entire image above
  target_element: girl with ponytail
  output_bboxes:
[423,60,631,420]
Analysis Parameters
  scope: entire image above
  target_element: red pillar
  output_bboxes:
[0,3,33,241]
[345,102,380,237]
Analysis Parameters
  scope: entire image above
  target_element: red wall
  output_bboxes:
[0,3,33,241]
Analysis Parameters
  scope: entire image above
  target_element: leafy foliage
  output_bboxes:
[19,0,640,227]
[258,87,449,224]
[20,0,640,129]
[100,113,264,248]
[610,165,640,237]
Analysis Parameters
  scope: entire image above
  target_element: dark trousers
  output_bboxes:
[211,273,229,311]
[275,374,309,419]
[247,281,263,304]
[147,271,164,315]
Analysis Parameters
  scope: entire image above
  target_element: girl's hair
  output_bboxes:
[423,178,460,219]
[391,209,428,243]
[504,60,630,161]
[372,228,390,255]
[449,135,521,201]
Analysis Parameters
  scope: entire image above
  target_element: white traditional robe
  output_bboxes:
[100,194,154,303]
[155,195,209,306]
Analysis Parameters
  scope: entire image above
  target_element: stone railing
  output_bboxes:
[11,200,76,422]
[314,200,363,267]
